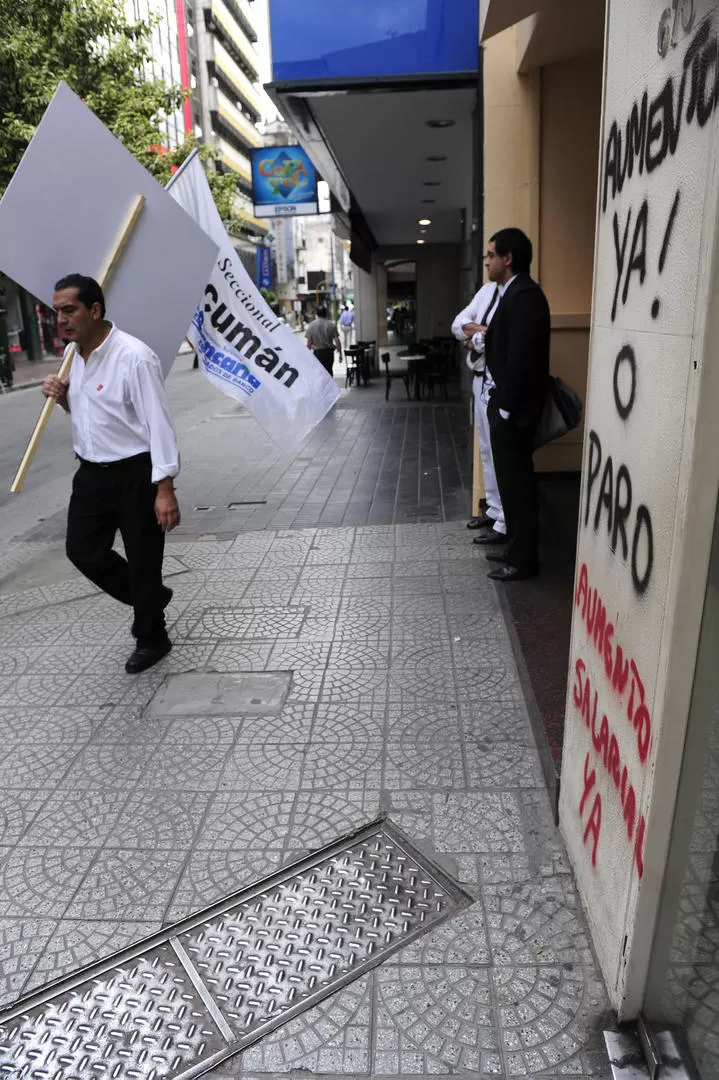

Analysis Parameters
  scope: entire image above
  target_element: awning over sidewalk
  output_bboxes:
[267,84,478,255]
[265,0,480,260]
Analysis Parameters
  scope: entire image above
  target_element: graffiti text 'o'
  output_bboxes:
[613,345,637,420]
[632,505,654,595]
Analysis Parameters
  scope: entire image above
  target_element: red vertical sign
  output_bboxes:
[175,0,193,135]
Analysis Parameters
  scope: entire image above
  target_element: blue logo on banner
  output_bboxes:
[257,246,273,289]
[192,310,261,397]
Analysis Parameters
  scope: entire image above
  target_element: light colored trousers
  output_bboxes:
[474,373,506,533]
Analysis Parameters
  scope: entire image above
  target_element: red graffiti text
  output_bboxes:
[575,562,653,764]
[573,657,646,878]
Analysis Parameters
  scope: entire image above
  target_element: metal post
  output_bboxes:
[194,0,216,150]
[315,278,327,308]
[330,228,337,322]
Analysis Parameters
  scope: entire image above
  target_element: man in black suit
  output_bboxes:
[482,228,550,582]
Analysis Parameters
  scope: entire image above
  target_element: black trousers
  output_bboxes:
[66,455,169,647]
[314,348,334,375]
[488,401,539,572]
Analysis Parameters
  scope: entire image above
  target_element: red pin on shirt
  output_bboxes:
[96,384,103,391]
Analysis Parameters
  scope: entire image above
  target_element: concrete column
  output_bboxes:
[353,264,378,343]
[482,26,540,251]
[193,0,216,146]
[559,0,719,1018]
[375,262,388,346]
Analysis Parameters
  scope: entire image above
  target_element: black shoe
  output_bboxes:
[485,552,510,563]
[488,564,539,582]
[131,586,173,638]
[125,639,172,674]
[467,513,495,530]
[473,532,508,545]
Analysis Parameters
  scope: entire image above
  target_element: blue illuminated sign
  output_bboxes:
[251,146,318,218]
[256,246,272,289]
[269,0,478,83]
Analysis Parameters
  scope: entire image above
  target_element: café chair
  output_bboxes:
[423,350,450,399]
[413,350,448,399]
[382,351,411,401]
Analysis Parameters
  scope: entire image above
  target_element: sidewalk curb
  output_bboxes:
[5,379,45,393]
[494,582,561,821]
[5,350,195,394]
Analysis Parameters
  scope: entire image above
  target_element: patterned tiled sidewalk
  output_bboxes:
[0,522,612,1078]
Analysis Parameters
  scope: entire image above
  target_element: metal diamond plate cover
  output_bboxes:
[0,942,225,1078]
[0,817,470,1079]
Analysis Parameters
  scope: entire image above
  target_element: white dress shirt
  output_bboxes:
[498,274,518,298]
[66,324,180,484]
[451,282,500,379]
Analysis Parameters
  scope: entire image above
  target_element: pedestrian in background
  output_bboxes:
[338,304,354,349]
[483,228,550,582]
[306,305,342,376]
[41,273,180,672]
[452,279,506,544]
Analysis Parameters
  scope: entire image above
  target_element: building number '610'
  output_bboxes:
[657,0,695,57]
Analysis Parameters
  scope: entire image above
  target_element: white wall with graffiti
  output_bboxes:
[559,0,719,1012]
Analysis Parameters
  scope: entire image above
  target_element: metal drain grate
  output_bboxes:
[0,816,470,1079]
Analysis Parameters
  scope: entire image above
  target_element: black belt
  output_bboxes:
[76,452,151,469]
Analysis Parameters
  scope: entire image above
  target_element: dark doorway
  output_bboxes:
[385,260,416,346]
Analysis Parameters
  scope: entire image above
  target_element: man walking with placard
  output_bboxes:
[42,273,180,673]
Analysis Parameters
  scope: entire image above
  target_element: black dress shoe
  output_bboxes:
[473,532,508,546]
[487,564,539,582]
[485,552,509,563]
[131,586,173,638]
[125,639,172,674]
[467,513,495,530]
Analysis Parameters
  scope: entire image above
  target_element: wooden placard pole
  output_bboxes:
[10,193,146,493]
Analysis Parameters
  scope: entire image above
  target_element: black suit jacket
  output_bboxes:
[484,274,550,427]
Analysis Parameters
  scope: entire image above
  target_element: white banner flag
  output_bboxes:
[168,154,339,452]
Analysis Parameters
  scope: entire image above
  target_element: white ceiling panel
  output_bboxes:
[308,86,477,246]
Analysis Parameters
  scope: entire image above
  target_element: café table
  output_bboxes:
[397,351,427,399]
[345,345,371,387]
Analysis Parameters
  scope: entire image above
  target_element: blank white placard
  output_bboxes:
[0,82,218,375]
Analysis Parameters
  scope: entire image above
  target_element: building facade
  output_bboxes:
[560,0,718,1054]
[185,0,267,244]
[483,1,719,1070]
[126,0,192,146]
